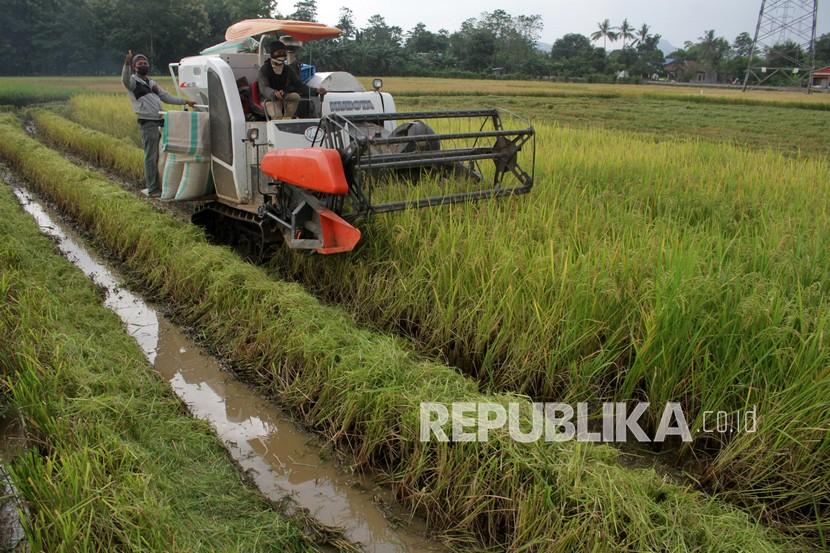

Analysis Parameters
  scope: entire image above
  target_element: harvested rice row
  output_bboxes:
[33,109,144,180]
[0,113,800,551]
[33,108,138,170]
[40,105,830,542]
[67,93,176,146]
[0,178,313,552]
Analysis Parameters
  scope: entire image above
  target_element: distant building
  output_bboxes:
[664,60,717,83]
[812,66,830,88]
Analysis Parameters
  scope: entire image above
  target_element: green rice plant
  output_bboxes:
[388,83,830,111]
[67,89,830,159]
[0,76,174,96]
[0,82,79,106]
[6,75,830,108]
[0,112,805,551]
[0,180,312,552]
[31,109,830,542]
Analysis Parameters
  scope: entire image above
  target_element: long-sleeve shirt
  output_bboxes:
[121,64,186,121]
[257,62,316,101]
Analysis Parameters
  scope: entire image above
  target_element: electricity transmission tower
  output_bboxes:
[742,0,819,92]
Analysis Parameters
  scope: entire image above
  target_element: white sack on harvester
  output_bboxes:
[160,111,214,200]
[162,111,211,156]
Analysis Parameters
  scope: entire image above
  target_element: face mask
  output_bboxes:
[271,57,286,65]
[136,65,149,76]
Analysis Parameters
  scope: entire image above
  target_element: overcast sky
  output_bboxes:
[311,0,830,49]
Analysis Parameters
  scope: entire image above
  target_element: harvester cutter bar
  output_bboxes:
[368,185,532,214]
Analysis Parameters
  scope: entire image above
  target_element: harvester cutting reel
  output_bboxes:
[315,109,536,218]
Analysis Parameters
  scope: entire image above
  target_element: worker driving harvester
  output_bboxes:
[257,40,326,119]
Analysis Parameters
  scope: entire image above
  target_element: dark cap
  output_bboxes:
[132,53,149,67]
[270,40,287,53]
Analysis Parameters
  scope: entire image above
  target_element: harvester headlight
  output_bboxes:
[372,78,383,91]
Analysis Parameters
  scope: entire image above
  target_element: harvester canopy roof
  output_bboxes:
[225,19,341,42]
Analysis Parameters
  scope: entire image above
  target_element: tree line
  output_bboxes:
[664,30,830,85]
[3,0,830,84]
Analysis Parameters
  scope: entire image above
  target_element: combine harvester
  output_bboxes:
[166,19,536,255]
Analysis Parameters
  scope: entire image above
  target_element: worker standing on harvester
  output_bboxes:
[122,50,195,197]
[280,35,304,77]
[257,40,326,120]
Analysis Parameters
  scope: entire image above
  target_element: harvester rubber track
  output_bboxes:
[191,202,280,261]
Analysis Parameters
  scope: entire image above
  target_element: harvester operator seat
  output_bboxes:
[250,81,266,119]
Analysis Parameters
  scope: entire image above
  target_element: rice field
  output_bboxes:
[8,74,830,105]
[33,91,830,538]
[1,110,809,551]
[1,76,828,550]
[368,76,830,106]
[62,88,830,158]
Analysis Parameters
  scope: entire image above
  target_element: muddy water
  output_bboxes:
[0,409,28,553]
[0,412,25,464]
[11,187,447,553]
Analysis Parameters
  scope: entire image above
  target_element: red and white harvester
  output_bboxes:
[168,19,536,255]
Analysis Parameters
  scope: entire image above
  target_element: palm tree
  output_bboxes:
[591,19,618,50]
[635,24,650,47]
[698,29,718,64]
[619,18,635,50]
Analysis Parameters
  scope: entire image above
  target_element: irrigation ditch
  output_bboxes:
[0,414,27,553]
[5,170,447,553]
